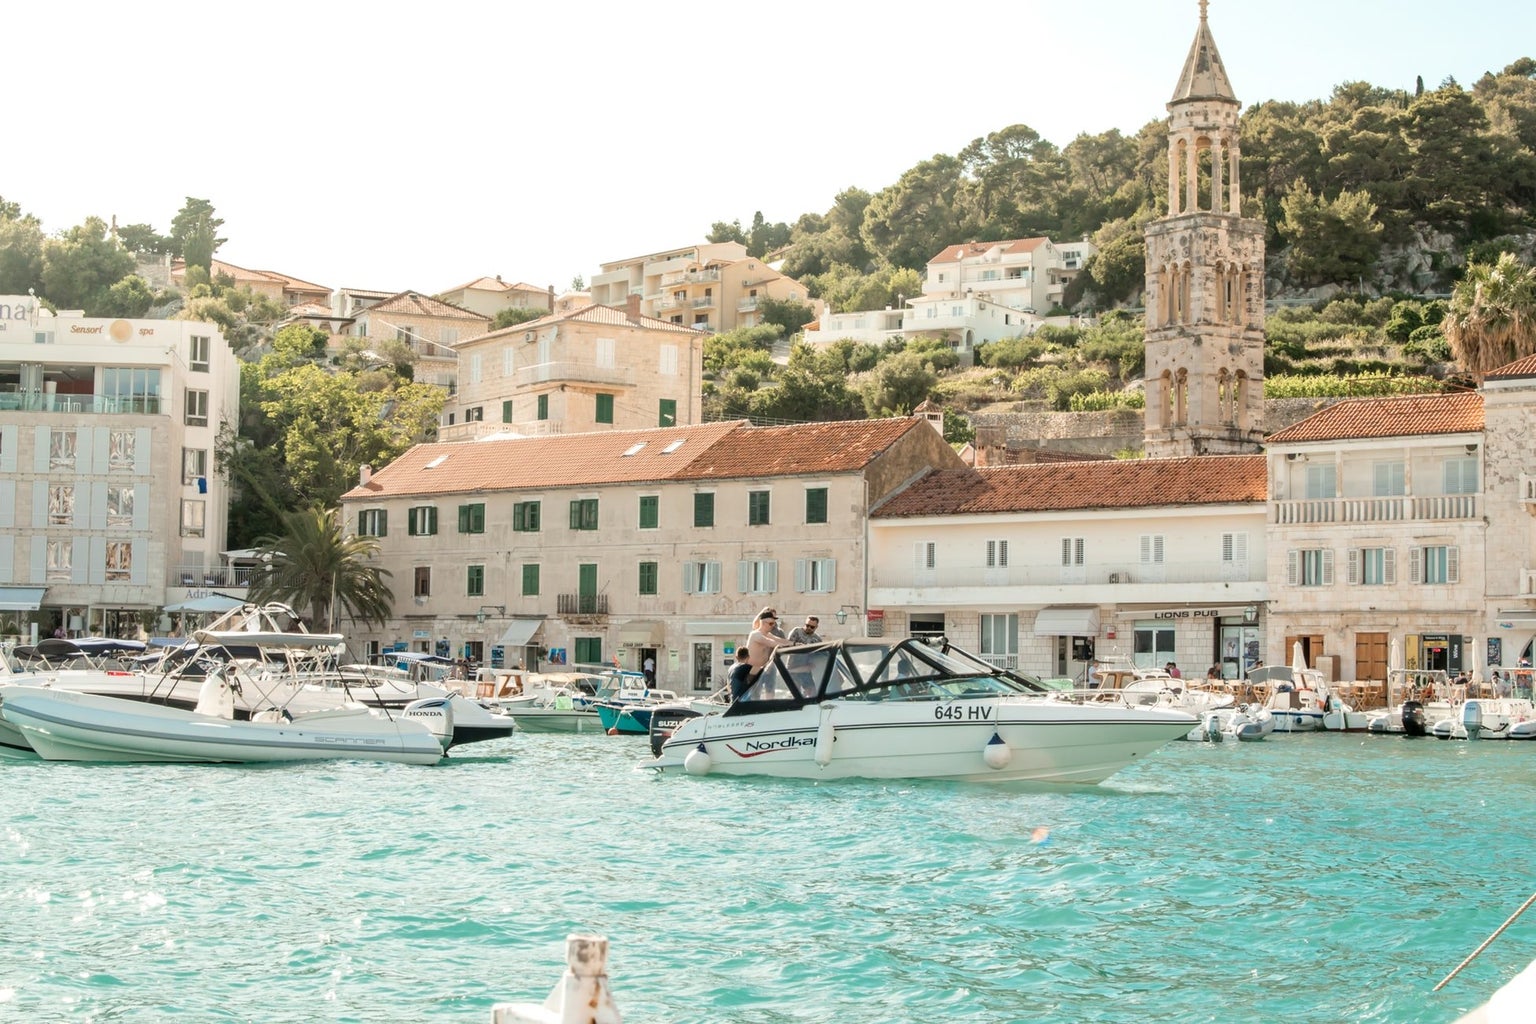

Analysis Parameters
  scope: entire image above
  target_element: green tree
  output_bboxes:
[746,211,792,258]
[1443,252,1536,376]
[116,223,171,255]
[248,507,394,631]
[491,305,546,329]
[859,349,939,416]
[1277,181,1384,286]
[757,296,815,338]
[170,197,226,272]
[98,275,156,318]
[0,200,45,295]
[39,216,135,314]
[861,154,969,270]
[707,219,746,245]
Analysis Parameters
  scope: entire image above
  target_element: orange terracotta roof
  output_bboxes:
[928,238,1049,264]
[367,290,488,322]
[1485,354,1536,379]
[873,455,1267,517]
[441,276,548,295]
[1265,392,1482,444]
[673,418,931,481]
[458,303,704,345]
[262,270,330,293]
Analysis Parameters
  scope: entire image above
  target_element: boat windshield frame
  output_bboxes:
[724,637,1046,716]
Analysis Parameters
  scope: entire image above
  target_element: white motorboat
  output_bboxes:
[1093,660,1235,716]
[1365,669,1459,736]
[1430,697,1536,740]
[1186,704,1274,742]
[650,638,1197,784]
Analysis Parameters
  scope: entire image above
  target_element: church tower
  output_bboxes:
[1143,1,1265,457]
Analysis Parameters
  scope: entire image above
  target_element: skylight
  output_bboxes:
[424,455,449,469]
[622,442,646,457]
[662,440,685,454]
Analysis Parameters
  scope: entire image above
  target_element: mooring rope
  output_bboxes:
[1433,890,1536,993]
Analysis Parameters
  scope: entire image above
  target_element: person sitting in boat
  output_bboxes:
[728,647,754,702]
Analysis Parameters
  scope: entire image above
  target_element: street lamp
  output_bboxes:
[834,605,862,626]
[476,605,506,625]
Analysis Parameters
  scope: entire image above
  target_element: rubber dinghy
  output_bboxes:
[0,674,451,765]
[650,637,1196,784]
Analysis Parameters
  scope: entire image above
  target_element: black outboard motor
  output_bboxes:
[648,704,702,757]
[1401,700,1428,737]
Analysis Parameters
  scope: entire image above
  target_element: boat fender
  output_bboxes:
[814,704,837,766]
[983,731,1012,769]
[684,743,712,775]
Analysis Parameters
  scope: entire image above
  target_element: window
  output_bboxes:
[748,490,771,526]
[106,486,134,527]
[986,540,1008,568]
[1349,547,1396,586]
[502,400,514,423]
[1444,457,1478,494]
[357,508,388,536]
[805,487,828,524]
[408,506,438,536]
[1061,537,1085,566]
[694,492,715,528]
[638,495,659,530]
[102,367,161,414]
[50,428,76,468]
[465,406,483,422]
[575,637,603,665]
[596,337,616,368]
[1373,461,1406,496]
[638,561,659,596]
[796,558,836,594]
[105,541,132,582]
[189,334,211,372]
[595,393,614,424]
[503,347,515,377]
[522,563,541,596]
[1287,548,1334,587]
[468,354,482,384]
[467,564,485,597]
[659,344,679,376]
[1133,624,1177,670]
[537,394,549,420]
[46,539,71,581]
[183,448,207,486]
[458,502,486,534]
[48,484,74,526]
[1221,532,1249,579]
[108,429,135,469]
[513,501,541,532]
[184,389,209,426]
[413,566,431,597]
[568,498,598,531]
[1410,545,1459,585]
[915,542,936,572]
[180,499,205,538]
[738,559,778,594]
[1304,464,1335,499]
[979,614,1018,665]
[659,398,677,427]
[1139,535,1165,564]
[682,560,722,594]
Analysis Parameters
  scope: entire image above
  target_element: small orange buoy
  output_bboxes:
[606,727,618,735]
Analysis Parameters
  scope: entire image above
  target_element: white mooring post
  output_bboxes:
[492,933,621,1024]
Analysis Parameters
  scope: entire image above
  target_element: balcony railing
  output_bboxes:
[1272,495,1478,524]
[557,593,609,616]
[169,566,254,589]
[0,393,163,415]
[513,361,634,387]
[738,298,759,312]
[870,562,1262,589]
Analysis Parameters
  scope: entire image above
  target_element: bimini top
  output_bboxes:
[727,638,1048,716]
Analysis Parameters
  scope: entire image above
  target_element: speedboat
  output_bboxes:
[1430,697,1536,740]
[595,687,680,735]
[1093,660,1234,716]
[1186,704,1274,742]
[1365,669,1459,735]
[650,638,1197,784]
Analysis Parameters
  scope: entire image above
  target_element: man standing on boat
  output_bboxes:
[786,616,823,646]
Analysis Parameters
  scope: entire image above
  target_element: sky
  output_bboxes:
[9,0,1536,297]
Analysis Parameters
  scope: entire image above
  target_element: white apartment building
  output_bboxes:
[922,237,1094,315]
[0,295,237,641]
[868,455,1268,681]
[589,241,817,334]
[1482,355,1536,668]
[340,416,964,691]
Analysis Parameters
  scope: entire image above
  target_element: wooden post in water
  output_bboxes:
[493,933,621,1024]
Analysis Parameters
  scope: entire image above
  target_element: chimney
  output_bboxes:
[359,464,372,486]
[625,292,641,319]
[495,274,502,283]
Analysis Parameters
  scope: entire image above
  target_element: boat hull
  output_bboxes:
[653,698,1195,784]
[1,687,444,765]
[504,708,606,734]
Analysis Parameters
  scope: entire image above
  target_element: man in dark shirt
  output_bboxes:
[728,647,754,701]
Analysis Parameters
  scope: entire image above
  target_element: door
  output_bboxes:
[1283,634,1325,669]
[578,563,597,614]
[1355,632,1387,682]
[694,642,714,693]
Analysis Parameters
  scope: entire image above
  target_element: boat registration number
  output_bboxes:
[934,703,991,721]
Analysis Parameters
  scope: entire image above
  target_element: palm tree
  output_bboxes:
[248,507,393,632]
[1443,252,1536,377]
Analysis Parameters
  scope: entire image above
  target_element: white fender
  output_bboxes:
[195,672,235,719]
[983,731,1012,769]
[683,743,712,775]
[813,703,836,766]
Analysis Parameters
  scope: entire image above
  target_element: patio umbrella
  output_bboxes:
[1291,640,1308,674]
[1389,638,1402,673]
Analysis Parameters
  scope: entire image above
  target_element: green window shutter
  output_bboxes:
[358,510,366,535]
[378,510,386,537]
[639,561,658,595]
[408,507,418,535]
[569,500,581,529]
[749,490,770,525]
[806,487,828,524]
[502,400,513,423]
[537,394,548,420]
[659,399,676,427]
[595,393,614,424]
[522,563,540,596]
[459,504,471,533]
[694,492,714,527]
[639,495,658,529]
[471,504,484,533]
[467,564,484,596]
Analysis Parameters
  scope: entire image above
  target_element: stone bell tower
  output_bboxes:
[1143,0,1265,458]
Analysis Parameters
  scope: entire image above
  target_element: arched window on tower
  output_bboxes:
[1178,263,1192,325]
[1159,370,1173,429]
[1174,369,1188,427]
[1233,372,1248,429]
[1216,369,1230,424]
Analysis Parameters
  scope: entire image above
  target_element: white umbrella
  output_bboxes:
[1291,640,1308,674]
[1389,638,1402,673]
[1469,642,1484,689]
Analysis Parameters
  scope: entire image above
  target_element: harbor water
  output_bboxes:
[2,733,1533,1023]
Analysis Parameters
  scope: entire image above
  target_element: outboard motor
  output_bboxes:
[648,704,702,757]
[1401,700,1428,737]
[1462,700,1484,740]
[402,696,455,751]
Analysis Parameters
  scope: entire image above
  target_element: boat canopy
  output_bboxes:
[193,630,346,650]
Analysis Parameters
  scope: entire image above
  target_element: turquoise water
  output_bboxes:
[2,733,1533,1023]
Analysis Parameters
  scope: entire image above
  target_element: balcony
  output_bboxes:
[660,269,720,287]
[170,566,253,589]
[692,295,717,309]
[513,361,635,388]
[1272,495,1479,525]
[738,298,759,312]
[438,420,507,443]
[557,593,609,618]
[870,560,1263,590]
[0,392,163,415]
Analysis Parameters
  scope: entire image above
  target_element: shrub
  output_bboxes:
[1068,389,1146,411]
[1263,373,1444,398]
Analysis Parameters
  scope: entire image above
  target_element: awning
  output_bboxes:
[495,619,543,649]
[619,620,664,645]
[0,586,47,611]
[164,594,246,614]
[1033,607,1101,636]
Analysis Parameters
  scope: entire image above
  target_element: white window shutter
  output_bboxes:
[737,560,750,593]
[682,561,697,595]
[133,484,150,531]
[1321,549,1334,586]
[705,561,721,594]
[1347,549,1360,585]
[986,541,995,568]
[1074,538,1085,565]
[91,427,109,473]
[29,536,46,584]
[0,480,13,528]
[1139,535,1151,563]
[796,558,809,592]
[1447,546,1459,584]
[135,427,153,474]
[1383,548,1397,584]
[822,559,836,592]
[71,538,88,584]
[90,481,108,530]
[31,482,47,528]
[1409,547,1422,584]
[1154,536,1164,563]
[89,536,107,584]
[1286,550,1299,587]
[33,426,50,473]
[765,560,778,593]
[1061,538,1071,565]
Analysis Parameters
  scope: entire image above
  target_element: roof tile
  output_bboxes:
[1265,392,1482,444]
[1485,354,1536,380]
